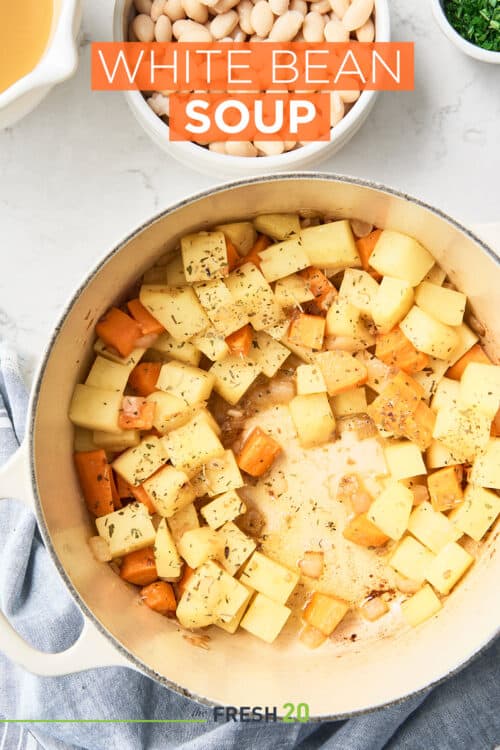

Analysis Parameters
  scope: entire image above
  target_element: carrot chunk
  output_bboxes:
[226,324,253,357]
[343,513,389,547]
[300,267,334,298]
[303,592,349,636]
[95,307,142,358]
[114,472,135,499]
[237,234,271,269]
[402,400,436,451]
[127,298,165,336]
[178,565,196,596]
[376,328,430,374]
[120,547,158,586]
[288,313,325,350]
[446,343,492,380]
[141,581,177,615]
[128,362,161,397]
[131,483,157,514]
[74,450,115,517]
[355,229,383,280]
[237,426,282,477]
[225,238,240,272]
[427,465,464,512]
[118,396,155,430]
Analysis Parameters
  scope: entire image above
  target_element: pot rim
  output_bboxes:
[26,172,500,719]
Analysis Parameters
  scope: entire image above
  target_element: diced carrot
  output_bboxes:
[367,372,424,436]
[95,307,142,358]
[392,371,426,401]
[402,400,436,451]
[306,288,337,315]
[141,581,177,615]
[492,408,500,437]
[74,450,115,517]
[128,362,161,397]
[178,565,195,596]
[109,470,122,510]
[118,396,155,430]
[237,234,271,269]
[427,465,464,512]
[300,267,334,298]
[127,298,165,336]
[343,513,389,547]
[226,324,253,357]
[225,238,240,272]
[120,547,158,586]
[376,328,430,374]
[288,313,325,350]
[355,229,383,280]
[237,426,282,477]
[303,592,349,636]
[446,343,492,380]
[131,483,157,514]
[115,472,135,499]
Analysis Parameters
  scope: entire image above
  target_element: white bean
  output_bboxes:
[251,1,274,37]
[164,0,186,20]
[151,0,166,20]
[342,0,374,31]
[254,140,285,156]
[213,0,239,13]
[199,0,220,6]
[209,142,227,154]
[155,14,173,40]
[132,14,156,41]
[310,0,330,13]
[231,25,247,40]
[134,0,153,13]
[182,0,209,22]
[328,0,349,18]
[178,22,213,40]
[225,141,258,156]
[211,9,239,37]
[269,10,303,40]
[356,16,375,41]
[324,17,349,41]
[303,11,325,41]
[330,91,344,126]
[337,88,360,103]
[269,0,289,15]
[290,0,307,13]
[148,92,170,116]
[238,0,255,34]
[172,18,191,36]
[128,21,139,41]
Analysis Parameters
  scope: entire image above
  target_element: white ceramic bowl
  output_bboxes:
[431,0,500,64]
[0,0,82,130]
[113,0,391,177]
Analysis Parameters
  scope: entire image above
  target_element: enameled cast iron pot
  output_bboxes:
[0,174,499,719]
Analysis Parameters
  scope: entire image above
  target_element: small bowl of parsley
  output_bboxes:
[431,0,500,62]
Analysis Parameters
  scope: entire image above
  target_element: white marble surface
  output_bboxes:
[0,0,499,381]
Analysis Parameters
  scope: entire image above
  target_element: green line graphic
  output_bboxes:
[0,719,207,724]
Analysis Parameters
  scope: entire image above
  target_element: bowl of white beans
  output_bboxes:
[114,0,390,176]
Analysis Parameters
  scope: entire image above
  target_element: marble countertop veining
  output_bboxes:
[0,0,499,381]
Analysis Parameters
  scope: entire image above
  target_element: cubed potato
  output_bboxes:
[331,388,367,417]
[431,378,460,412]
[302,592,349,636]
[73,427,99,453]
[314,351,368,396]
[94,339,145,368]
[247,331,290,377]
[449,485,500,542]
[343,513,390,547]
[149,333,201,366]
[296,364,327,395]
[154,518,182,579]
[253,213,301,241]
[459,363,500,419]
[401,584,442,627]
[369,231,435,286]
[389,535,435,583]
[210,355,262,405]
[265,318,292,341]
[400,401,436,452]
[69,384,122,433]
[426,440,461,470]
[225,263,284,330]
[194,450,244,498]
[415,281,466,327]
[145,391,199,434]
[400,307,459,360]
[195,278,249,337]
[239,551,299,604]
[289,313,326,351]
[95,502,156,558]
[165,254,186,286]
[215,221,256,255]
[371,276,414,334]
[407,501,461,553]
[470,438,500,489]
[177,527,222,568]
[446,324,479,369]
[281,333,316,364]
[368,482,413,540]
[143,465,195,517]
[201,490,246,529]
[184,560,250,624]
[93,429,141,452]
[139,285,209,342]
[191,328,229,362]
[167,503,199,544]
[326,297,375,346]
[176,589,216,629]
[412,357,450,401]
[156,361,214,406]
[85,356,130,393]
[240,592,291,643]
[339,268,379,315]
[425,541,473,595]
[423,265,447,286]
[289,393,335,448]
[300,221,361,271]
[164,412,225,474]
[274,274,315,309]
[384,441,427,480]
[112,436,168,486]
[217,521,256,576]
[181,231,228,282]
[427,465,464,511]
[216,586,254,634]
[258,237,310,283]
[433,407,491,463]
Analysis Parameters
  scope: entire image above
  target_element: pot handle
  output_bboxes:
[0,444,134,675]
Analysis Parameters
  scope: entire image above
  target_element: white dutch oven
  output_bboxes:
[0,174,498,719]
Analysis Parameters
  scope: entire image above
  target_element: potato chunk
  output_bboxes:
[193,450,244,498]
[470,438,500,489]
[201,490,246,530]
[181,231,228,282]
[240,551,299,604]
[259,237,310,282]
[325,297,374,346]
[384,441,427,480]
[369,230,435,286]
[139,284,209,342]
[253,213,301,241]
[69,384,122,433]
[247,331,290,377]
[215,221,256,255]
[217,521,256,575]
[85,356,130,393]
[289,393,336,448]
[195,278,249,337]
[164,412,225,474]
[156,361,214,406]
[400,306,459,360]
[389,536,435,583]
[112,436,168,486]
[149,333,201,366]
[339,268,379,315]
[433,407,491,463]
[225,263,283,330]
[154,518,182,579]
[367,482,413,540]
[407,501,461,553]
[371,276,414,334]
[458,363,500,419]
[240,593,291,643]
[167,503,199,544]
[177,527,222,568]
[274,274,314,309]
[415,281,466,327]
[300,220,360,271]
[95,502,156,558]
[314,351,368,396]
[449,485,500,542]
[145,391,199,434]
[401,584,442,627]
[184,560,250,624]
[425,541,473,595]
[143,465,195,517]
[296,364,327,395]
[210,355,262,405]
